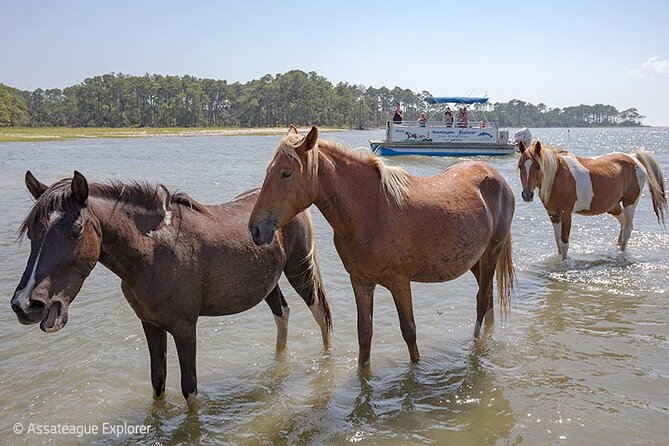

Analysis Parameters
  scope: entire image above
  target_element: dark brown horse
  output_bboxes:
[249,126,515,367]
[10,171,332,406]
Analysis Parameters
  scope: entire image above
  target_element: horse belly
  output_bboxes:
[200,246,284,316]
[409,211,491,283]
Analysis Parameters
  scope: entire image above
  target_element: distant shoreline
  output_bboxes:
[0,125,657,143]
[0,127,345,143]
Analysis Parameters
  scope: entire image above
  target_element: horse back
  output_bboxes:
[575,153,642,214]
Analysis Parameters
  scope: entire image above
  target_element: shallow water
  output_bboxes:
[1,128,668,445]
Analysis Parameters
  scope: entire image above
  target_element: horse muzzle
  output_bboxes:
[11,290,45,325]
[249,219,276,246]
[521,189,534,202]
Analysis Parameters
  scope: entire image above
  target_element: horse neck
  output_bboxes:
[313,148,388,242]
[89,196,163,282]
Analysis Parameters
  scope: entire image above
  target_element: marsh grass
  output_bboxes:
[0,126,342,143]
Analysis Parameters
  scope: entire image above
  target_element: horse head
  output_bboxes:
[11,171,101,332]
[249,125,319,245]
[518,141,544,202]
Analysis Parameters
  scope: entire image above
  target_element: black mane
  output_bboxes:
[19,179,209,237]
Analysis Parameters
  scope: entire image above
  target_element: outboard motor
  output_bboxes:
[514,127,532,149]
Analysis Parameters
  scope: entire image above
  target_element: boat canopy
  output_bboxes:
[425,97,489,105]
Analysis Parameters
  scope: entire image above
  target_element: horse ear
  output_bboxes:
[71,171,89,205]
[287,125,299,135]
[298,126,319,153]
[535,141,542,156]
[518,141,526,153]
[25,170,48,199]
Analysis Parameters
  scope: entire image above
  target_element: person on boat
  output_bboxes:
[417,112,427,127]
[444,108,454,127]
[458,107,469,127]
[392,103,403,124]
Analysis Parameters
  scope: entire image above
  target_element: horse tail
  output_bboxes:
[287,209,332,347]
[633,149,668,226]
[304,242,333,336]
[495,233,515,321]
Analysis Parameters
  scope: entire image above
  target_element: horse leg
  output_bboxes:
[284,251,332,349]
[142,321,167,399]
[473,247,500,338]
[559,211,572,260]
[388,282,420,362]
[265,285,290,352]
[607,203,625,246]
[620,202,638,251]
[548,212,562,257]
[351,276,376,368]
[172,325,198,407]
[471,260,495,324]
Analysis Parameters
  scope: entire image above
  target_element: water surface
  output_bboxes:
[1,128,668,445]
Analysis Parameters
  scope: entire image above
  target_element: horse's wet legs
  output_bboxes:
[559,211,572,260]
[620,202,638,251]
[172,325,198,407]
[473,256,496,338]
[265,285,290,351]
[548,213,563,257]
[608,204,625,246]
[389,283,420,362]
[351,277,375,368]
[142,321,167,399]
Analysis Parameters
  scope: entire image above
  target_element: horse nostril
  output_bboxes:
[28,300,45,312]
[251,226,260,240]
[11,300,21,313]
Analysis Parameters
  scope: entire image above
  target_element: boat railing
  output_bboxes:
[388,120,499,129]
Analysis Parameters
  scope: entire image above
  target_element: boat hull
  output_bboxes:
[369,140,516,157]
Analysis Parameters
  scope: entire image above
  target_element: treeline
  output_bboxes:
[0,71,644,128]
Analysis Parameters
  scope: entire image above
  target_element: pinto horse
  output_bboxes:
[518,140,667,259]
[10,171,332,406]
[249,126,515,367]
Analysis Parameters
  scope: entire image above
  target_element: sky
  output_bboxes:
[1,0,668,125]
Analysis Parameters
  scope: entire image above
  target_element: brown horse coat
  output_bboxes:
[250,126,515,366]
[518,141,667,259]
[11,172,332,406]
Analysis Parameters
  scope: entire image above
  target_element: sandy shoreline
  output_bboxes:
[0,127,345,143]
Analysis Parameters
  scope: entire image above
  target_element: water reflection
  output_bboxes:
[339,338,515,445]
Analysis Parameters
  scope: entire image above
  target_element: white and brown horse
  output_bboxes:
[249,126,515,367]
[518,140,667,259]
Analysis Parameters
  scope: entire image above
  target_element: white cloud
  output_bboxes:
[628,56,669,79]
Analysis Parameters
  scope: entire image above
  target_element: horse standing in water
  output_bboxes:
[249,126,515,367]
[518,141,667,259]
[10,171,332,406]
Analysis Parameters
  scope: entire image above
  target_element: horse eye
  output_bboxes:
[70,225,83,239]
[281,170,293,179]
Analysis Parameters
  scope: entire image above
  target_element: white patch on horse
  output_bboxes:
[524,159,533,184]
[48,211,63,225]
[628,153,648,205]
[552,222,562,253]
[14,239,47,312]
[147,209,173,238]
[562,154,594,212]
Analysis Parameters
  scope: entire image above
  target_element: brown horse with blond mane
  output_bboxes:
[10,171,332,407]
[518,140,667,259]
[249,126,515,367]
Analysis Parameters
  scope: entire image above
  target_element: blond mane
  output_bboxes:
[273,135,410,207]
[529,141,562,203]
